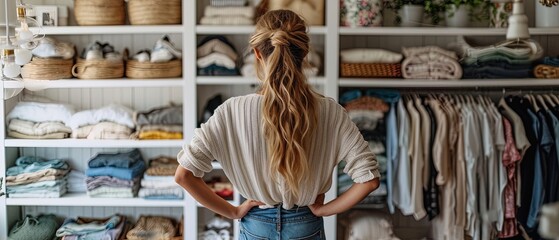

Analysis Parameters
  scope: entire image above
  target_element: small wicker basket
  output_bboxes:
[21,58,74,80]
[72,58,124,79]
[74,0,125,26]
[340,63,402,78]
[128,0,181,25]
[126,60,182,79]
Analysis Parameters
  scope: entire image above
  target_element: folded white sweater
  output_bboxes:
[7,101,75,124]
[67,104,135,130]
[197,52,237,69]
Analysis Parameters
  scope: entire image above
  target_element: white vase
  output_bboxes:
[445,5,470,27]
[399,4,424,27]
[535,2,559,27]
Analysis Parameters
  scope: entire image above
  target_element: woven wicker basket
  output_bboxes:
[21,58,74,80]
[126,60,182,79]
[72,58,124,79]
[340,63,402,78]
[74,0,125,26]
[128,0,181,25]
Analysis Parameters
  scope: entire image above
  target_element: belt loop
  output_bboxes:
[276,204,282,233]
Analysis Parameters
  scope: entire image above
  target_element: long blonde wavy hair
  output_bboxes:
[249,10,321,199]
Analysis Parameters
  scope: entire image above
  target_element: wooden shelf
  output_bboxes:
[339,27,559,36]
[196,25,327,35]
[197,76,326,85]
[6,193,184,207]
[3,78,184,89]
[4,139,184,148]
[339,78,559,88]
[27,25,184,35]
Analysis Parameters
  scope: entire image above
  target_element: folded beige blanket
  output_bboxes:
[402,46,462,80]
[72,122,132,139]
[200,16,253,25]
[8,119,71,136]
[204,6,254,18]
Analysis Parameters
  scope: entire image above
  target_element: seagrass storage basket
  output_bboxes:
[74,0,125,26]
[128,0,181,25]
[340,63,402,78]
[21,58,74,80]
[72,58,124,79]
[126,60,182,79]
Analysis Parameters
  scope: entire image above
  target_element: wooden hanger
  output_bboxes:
[536,94,549,111]
[543,94,556,108]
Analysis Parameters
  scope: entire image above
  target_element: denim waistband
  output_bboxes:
[244,204,318,226]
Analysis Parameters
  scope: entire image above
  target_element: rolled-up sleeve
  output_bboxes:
[337,107,381,183]
[177,105,226,178]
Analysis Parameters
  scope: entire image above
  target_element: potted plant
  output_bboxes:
[444,0,490,27]
[385,0,445,26]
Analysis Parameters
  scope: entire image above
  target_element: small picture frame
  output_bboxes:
[34,5,58,27]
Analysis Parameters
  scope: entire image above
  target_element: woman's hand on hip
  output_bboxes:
[233,199,265,219]
[309,193,326,217]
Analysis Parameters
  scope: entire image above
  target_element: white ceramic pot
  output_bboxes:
[399,4,424,27]
[445,5,470,27]
[535,2,559,27]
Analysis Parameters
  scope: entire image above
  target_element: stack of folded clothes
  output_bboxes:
[85,149,145,198]
[199,216,232,240]
[133,104,183,140]
[241,49,322,77]
[200,0,254,25]
[139,156,183,200]
[67,170,87,193]
[197,36,239,76]
[68,104,135,140]
[337,90,390,204]
[455,36,543,79]
[8,214,60,240]
[6,156,69,198]
[339,48,403,78]
[534,57,559,79]
[126,216,179,240]
[6,101,74,139]
[206,177,234,200]
[401,46,462,80]
[56,214,128,240]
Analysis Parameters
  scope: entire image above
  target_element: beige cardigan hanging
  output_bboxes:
[268,0,324,25]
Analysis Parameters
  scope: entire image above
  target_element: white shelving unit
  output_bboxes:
[1,0,559,239]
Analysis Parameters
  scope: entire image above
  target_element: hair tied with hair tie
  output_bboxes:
[270,30,290,47]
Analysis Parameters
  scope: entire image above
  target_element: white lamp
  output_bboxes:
[506,0,530,40]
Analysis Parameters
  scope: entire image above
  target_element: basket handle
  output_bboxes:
[72,64,88,78]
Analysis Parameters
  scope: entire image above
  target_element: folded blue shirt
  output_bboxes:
[88,149,142,168]
[7,156,68,176]
[86,160,146,180]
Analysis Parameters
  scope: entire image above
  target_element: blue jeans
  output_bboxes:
[240,205,325,240]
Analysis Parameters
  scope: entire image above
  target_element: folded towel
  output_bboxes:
[139,125,183,133]
[138,187,184,199]
[197,52,237,69]
[8,119,72,137]
[138,130,183,140]
[197,38,238,61]
[87,185,138,198]
[200,16,253,25]
[86,176,139,191]
[204,5,254,18]
[340,49,403,64]
[141,179,179,189]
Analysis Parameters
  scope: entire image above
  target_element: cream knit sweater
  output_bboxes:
[178,94,380,209]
